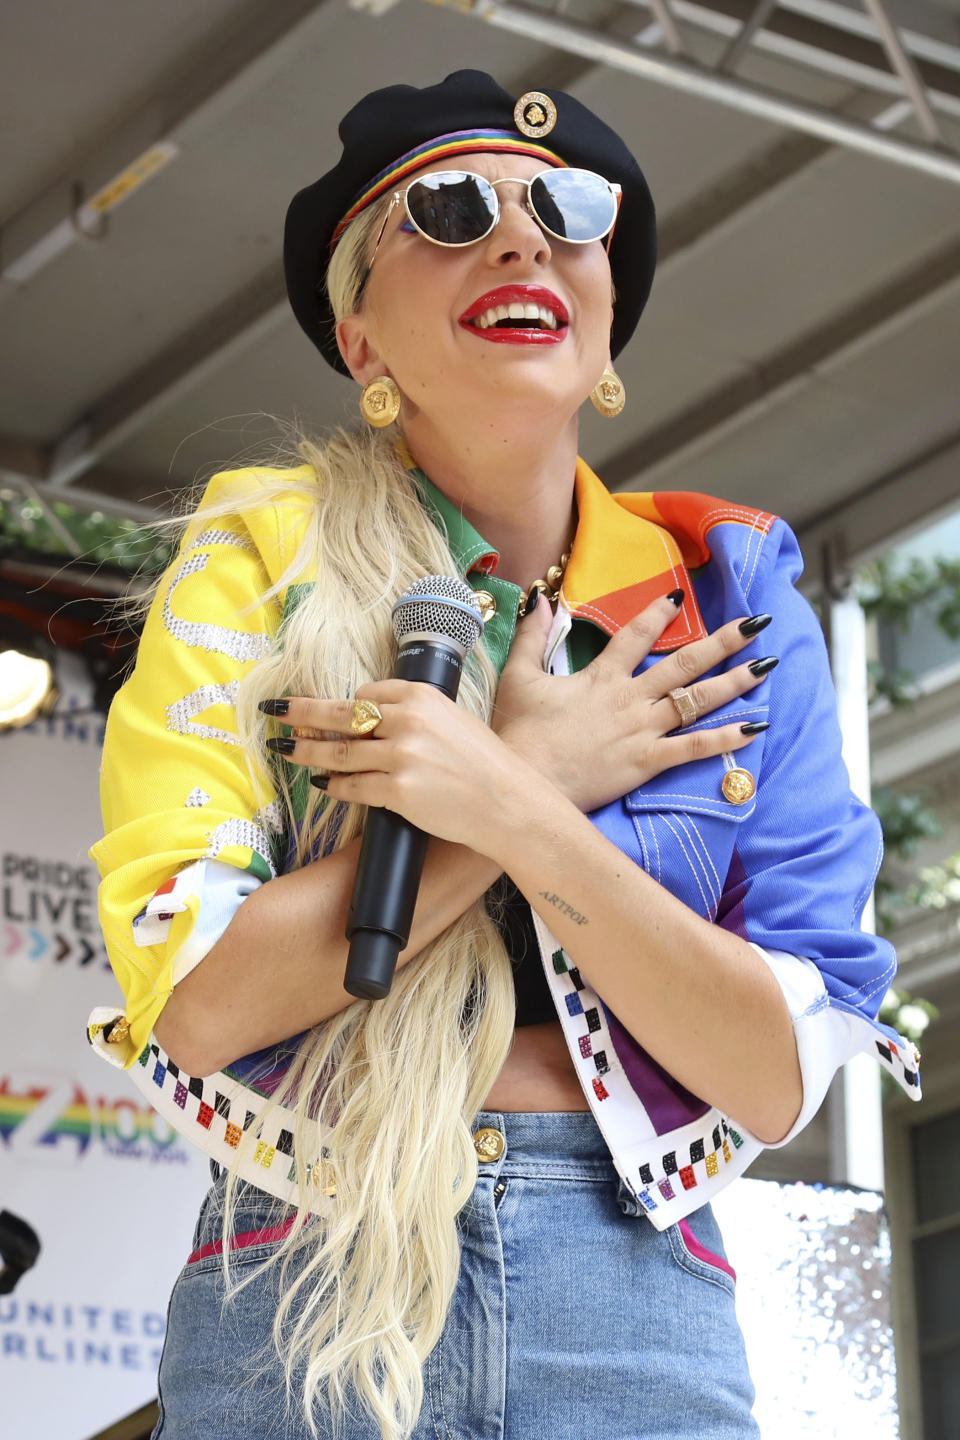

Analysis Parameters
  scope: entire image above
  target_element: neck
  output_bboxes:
[401,410,579,588]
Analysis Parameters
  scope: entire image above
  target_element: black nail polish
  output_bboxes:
[266,736,296,755]
[666,588,685,607]
[740,721,770,735]
[523,588,540,617]
[748,656,779,677]
[738,614,772,638]
[258,698,290,716]
[310,773,330,790]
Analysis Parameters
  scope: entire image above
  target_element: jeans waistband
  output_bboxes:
[470,1109,616,1179]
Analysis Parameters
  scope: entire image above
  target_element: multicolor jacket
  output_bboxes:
[87,457,921,1231]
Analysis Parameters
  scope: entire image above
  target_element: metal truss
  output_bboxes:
[410,0,960,183]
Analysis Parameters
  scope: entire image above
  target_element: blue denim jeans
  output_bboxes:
[153,1110,759,1438]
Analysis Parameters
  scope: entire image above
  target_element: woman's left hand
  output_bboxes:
[265,685,539,854]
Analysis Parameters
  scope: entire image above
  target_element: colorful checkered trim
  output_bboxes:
[331,129,565,248]
[552,947,615,1104]
[875,1037,921,1090]
[623,1117,746,1216]
[533,914,760,1230]
[549,943,745,1211]
[125,1037,335,1214]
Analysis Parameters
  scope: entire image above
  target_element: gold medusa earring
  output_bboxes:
[359,375,401,428]
[590,366,625,418]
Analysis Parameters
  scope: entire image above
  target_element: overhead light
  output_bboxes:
[0,620,58,730]
[0,647,57,729]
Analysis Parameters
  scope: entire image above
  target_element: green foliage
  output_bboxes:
[872,787,942,860]
[859,553,960,638]
[879,987,939,1045]
[859,552,960,1044]
[0,493,172,574]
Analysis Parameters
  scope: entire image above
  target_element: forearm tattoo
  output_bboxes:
[538,890,589,926]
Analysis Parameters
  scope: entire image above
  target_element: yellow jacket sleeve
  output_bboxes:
[89,466,316,1068]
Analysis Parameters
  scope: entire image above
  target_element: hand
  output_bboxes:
[261,684,537,853]
[492,593,776,811]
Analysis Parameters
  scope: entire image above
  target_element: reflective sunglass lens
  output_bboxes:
[530,169,616,242]
[406,172,498,245]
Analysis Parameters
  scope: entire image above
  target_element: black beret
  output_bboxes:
[284,69,657,376]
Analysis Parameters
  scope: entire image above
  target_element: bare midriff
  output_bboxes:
[480,1018,589,1111]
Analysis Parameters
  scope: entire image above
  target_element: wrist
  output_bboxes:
[480,757,582,871]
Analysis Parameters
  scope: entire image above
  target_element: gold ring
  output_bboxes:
[290,726,324,740]
[668,686,697,728]
[350,699,383,736]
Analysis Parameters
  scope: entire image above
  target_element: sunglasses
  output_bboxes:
[366,167,622,274]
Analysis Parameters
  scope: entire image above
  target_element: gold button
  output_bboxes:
[721,767,755,805]
[106,1015,130,1045]
[473,590,497,624]
[473,1127,505,1161]
[310,1160,337,1196]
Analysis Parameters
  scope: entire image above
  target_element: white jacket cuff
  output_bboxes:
[746,944,882,1150]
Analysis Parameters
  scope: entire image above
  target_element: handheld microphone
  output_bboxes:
[343,575,485,1000]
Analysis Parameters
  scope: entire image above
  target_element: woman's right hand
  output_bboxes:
[492,592,776,813]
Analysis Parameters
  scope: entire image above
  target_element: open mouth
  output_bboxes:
[459,286,569,342]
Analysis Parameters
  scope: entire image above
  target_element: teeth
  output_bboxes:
[471,299,562,330]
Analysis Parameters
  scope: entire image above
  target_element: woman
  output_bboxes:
[87,70,921,1440]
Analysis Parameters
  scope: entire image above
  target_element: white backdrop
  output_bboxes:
[0,653,209,1440]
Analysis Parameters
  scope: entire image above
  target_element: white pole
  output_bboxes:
[826,573,886,1193]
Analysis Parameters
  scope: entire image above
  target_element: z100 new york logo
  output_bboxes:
[0,1074,188,1164]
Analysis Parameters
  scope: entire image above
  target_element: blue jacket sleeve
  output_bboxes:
[715,518,920,1116]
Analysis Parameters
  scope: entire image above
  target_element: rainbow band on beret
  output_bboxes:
[330,128,566,250]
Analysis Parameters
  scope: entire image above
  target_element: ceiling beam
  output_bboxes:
[48,265,288,486]
[796,428,960,570]
[0,0,337,290]
[601,234,960,490]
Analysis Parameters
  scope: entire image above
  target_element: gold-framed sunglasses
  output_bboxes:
[366,167,622,272]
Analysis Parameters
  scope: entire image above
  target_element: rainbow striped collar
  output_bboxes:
[400,448,770,653]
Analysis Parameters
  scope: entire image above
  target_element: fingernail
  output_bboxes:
[738,614,772,638]
[665,588,684,607]
[523,588,540,617]
[310,773,330,790]
[266,736,296,755]
[740,721,770,735]
[748,656,779,677]
[258,698,290,716]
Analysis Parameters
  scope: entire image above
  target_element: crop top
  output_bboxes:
[489,877,557,1027]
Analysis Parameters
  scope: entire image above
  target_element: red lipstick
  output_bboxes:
[459,284,569,345]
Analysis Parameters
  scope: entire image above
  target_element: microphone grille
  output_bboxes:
[392,575,484,654]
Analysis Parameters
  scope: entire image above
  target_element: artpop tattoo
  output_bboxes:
[538,890,590,926]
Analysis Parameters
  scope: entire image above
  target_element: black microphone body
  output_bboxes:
[344,578,483,999]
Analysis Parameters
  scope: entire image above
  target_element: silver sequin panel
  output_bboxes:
[256,798,285,835]
[166,681,242,745]
[204,818,277,877]
[163,535,272,662]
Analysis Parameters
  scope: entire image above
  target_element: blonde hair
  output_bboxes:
[176,197,517,1439]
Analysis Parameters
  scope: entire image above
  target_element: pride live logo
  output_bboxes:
[2,852,110,970]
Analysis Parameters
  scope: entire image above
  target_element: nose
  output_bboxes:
[483,188,552,269]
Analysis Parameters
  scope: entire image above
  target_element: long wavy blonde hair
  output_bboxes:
[179,195,518,1440]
